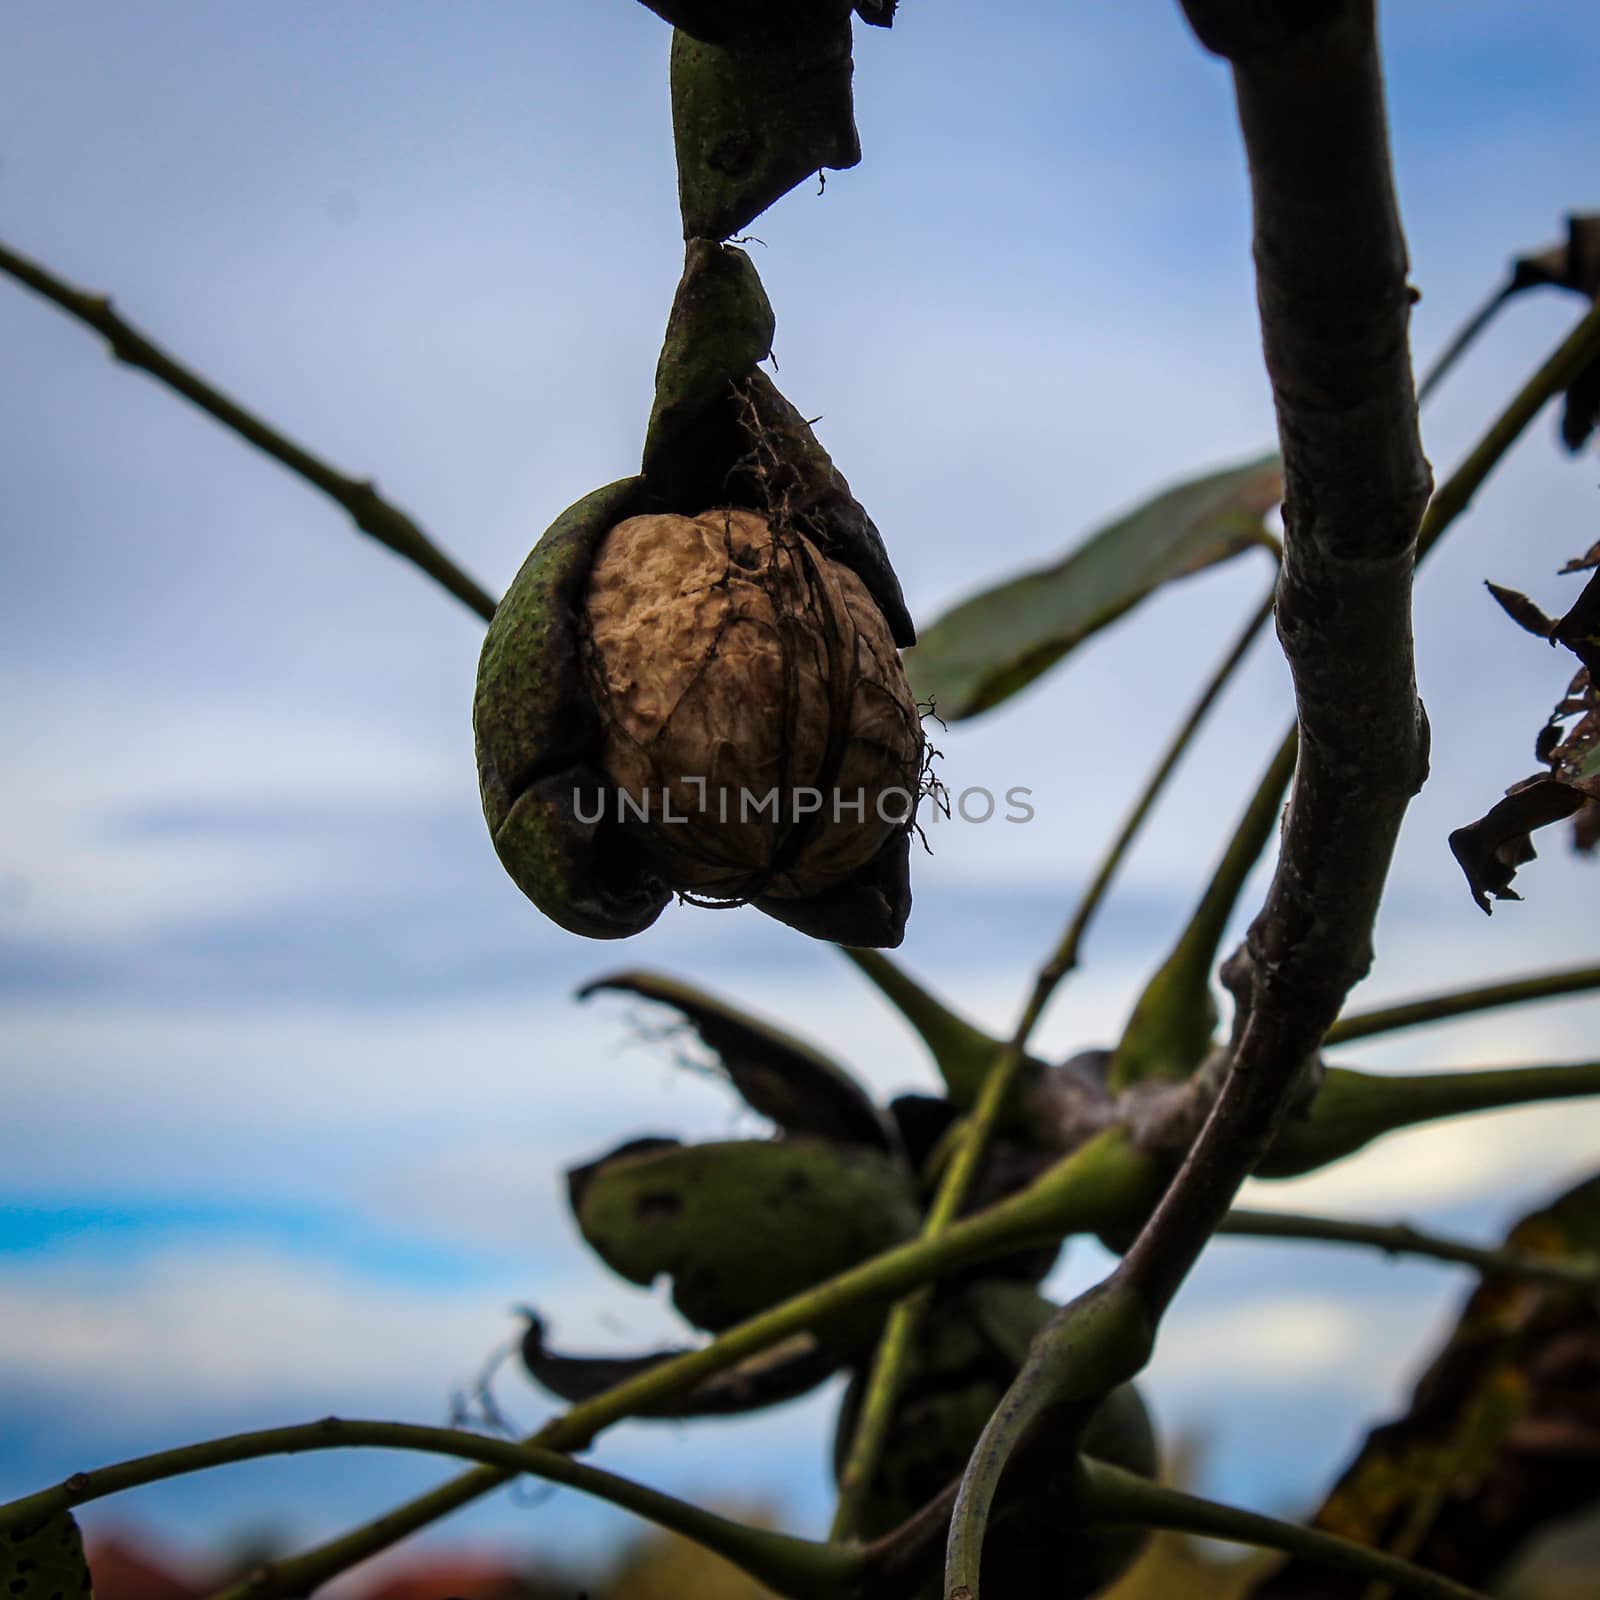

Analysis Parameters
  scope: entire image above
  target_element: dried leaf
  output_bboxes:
[579,970,895,1150]
[1249,1171,1600,1597]
[1452,566,1600,907]
[520,1315,833,1416]
[1485,580,1557,637]
[1,1514,94,1600]
[567,1137,919,1343]
[903,454,1281,720]
[1507,214,1600,455]
[1448,775,1586,914]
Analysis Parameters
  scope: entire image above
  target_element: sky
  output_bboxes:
[2,0,1599,1586]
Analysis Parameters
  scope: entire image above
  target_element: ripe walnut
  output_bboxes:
[583,507,924,902]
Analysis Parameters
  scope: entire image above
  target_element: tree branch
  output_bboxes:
[1328,962,1600,1045]
[1218,1207,1600,1289]
[946,5,1432,1588]
[209,1128,1160,1600]
[1079,1460,1491,1600]
[0,1420,857,1600]
[0,237,498,623]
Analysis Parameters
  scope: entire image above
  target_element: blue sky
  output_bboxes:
[3,0,1599,1583]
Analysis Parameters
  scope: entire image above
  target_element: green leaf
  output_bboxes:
[2,1514,94,1600]
[904,453,1282,720]
[568,1138,920,1346]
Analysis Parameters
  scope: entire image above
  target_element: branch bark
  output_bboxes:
[946,6,1433,1590]
[1118,0,1431,1323]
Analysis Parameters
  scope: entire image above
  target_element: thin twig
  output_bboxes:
[0,1419,858,1600]
[207,1129,1159,1600]
[1415,281,1515,406]
[1219,1207,1600,1289]
[1080,1460,1491,1600]
[1328,962,1600,1045]
[0,237,499,623]
[1268,1058,1600,1176]
[830,588,1275,1539]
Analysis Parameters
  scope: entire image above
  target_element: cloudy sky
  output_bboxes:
[2,0,1599,1584]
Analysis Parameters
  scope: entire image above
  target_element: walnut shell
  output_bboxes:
[584,507,923,901]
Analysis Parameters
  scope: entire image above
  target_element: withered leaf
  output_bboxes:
[578,969,895,1151]
[1248,1171,1600,1598]
[1507,214,1600,454]
[1552,567,1600,675]
[1448,775,1586,914]
[519,1314,833,1416]
[1485,580,1557,638]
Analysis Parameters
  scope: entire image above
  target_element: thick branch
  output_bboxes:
[945,11,1431,1590]
[1120,0,1430,1323]
[0,238,498,623]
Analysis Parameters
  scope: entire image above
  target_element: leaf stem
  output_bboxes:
[831,588,1276,1539]
[208,1128,1158,1600]
[1218,1207,1600,1288]
[0,236,498,623]
[1080,1459,1491,1600]
[1414,282,1515,407]
[1328,963,1600,1045]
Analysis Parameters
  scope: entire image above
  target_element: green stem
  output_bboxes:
[210,1129,1160,1600]
[1218,1207,1600,1288]
[841,949,1008,1109]
[1108,727,1298,1088]
[1080,1460,1491,1600]
[1328,963,1600,1045]
[944,1286,1154,1600]
[1414,281,1515,407]
[1265,1059,1600,1176]
[831,589,1275,1540]
[0,236,499,624]
[0,1420,857,1600]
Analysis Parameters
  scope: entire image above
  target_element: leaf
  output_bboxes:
[1507,213,1600,454]
[1248,1170,1600,1598]
[2,1514,94,1600]
[1451,567,1600,908]
[1484,580,1556,637]
[519,1314,835,1416]
[1448,774,1586,914]
[567,1137,920,1344]
[904,453,1281,720]
[578,969,896,1151]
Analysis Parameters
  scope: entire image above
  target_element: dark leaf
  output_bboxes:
[1448,775,1586,913]
[904,453,1281,720]
[1552,568,1600,676]
[1248,1171,1600,1598]
[1561,536,1600,575]
[1,1514,94,1600]
[578,969,895,1151]
[1575,797,1600,854]
[1506,216,1600,455]
[567,1137,919,1345]
[1560,352,1600,453]
[853,0,896,26]
[1485,580,1557,637]
[519,1314,835,1416]
[1510,213,1600,297]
